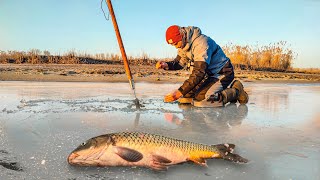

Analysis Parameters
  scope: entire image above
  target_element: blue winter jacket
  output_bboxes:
[166,26,231,95]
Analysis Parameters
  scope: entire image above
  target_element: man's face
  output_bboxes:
[171,40,183,49]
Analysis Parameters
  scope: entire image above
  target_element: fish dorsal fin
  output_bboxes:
[113,146,143,162]
[188,156,207,167]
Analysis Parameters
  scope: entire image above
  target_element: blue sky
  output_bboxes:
[1,0,319,68]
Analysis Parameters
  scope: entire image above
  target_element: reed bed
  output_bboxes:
[223,41,295,71]
[0,49,157,65]
[0,41,308,73]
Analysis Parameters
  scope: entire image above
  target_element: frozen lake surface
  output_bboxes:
[0,81,320,180]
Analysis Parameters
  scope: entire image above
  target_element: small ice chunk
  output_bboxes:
[41,160,46,165]
[226,122,232,129]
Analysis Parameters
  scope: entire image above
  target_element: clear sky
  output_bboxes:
[1,0,319,68]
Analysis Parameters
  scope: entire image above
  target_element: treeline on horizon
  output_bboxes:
[0,41,306,72]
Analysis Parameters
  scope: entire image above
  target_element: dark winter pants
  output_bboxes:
[184,61,234,101]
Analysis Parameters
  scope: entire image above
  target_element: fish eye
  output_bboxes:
[81,142,87,146]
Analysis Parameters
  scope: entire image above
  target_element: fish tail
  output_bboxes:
[212,144,248,163]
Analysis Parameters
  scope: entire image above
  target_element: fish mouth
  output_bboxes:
[67,152,100,166]
[67,152,80,164]
[67,150,105,166]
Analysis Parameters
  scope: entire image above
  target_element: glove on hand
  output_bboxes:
[164,90,183,102]
[156,61,168,70]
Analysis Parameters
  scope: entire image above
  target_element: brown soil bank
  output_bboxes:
[0,64,320,83]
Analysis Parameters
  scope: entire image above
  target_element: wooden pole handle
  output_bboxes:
[106,0,134,86]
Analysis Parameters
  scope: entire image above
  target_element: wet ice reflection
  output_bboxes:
[0,81,320,179]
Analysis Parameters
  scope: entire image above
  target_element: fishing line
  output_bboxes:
[100,0,110,21]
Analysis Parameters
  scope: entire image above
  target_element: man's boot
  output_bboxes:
[220,88,238,104]
[230,80,249,104]
[192,88,238,108]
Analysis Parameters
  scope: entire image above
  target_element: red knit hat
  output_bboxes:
[166,25,182,44]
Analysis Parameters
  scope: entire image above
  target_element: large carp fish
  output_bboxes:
[68,132,248,170]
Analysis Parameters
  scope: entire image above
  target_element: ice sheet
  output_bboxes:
[0,81,319,179]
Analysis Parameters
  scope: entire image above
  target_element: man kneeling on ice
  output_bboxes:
[156,25,249,107]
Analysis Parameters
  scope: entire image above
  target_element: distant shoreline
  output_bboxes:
[1,64,320,83]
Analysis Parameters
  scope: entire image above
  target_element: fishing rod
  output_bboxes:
[105,0,141,109]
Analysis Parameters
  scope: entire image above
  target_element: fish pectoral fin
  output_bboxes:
[113,146,143,162]
[187,156,208,167]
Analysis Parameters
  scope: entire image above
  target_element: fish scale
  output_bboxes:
[68,131,248,170]
[110,132,213,154]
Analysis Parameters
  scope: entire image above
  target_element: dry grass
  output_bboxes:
[290,68,320,74]
[0,49,157,65]
[0,41,304,73]
[222,41,296,71]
